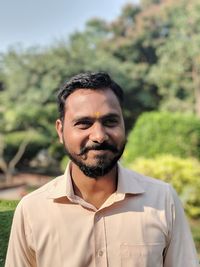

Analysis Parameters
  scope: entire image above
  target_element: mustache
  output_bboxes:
[78,142,119,156]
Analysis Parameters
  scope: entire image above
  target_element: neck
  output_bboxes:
[70,162,118,209]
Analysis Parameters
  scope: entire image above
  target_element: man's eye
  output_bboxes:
[75,121,92,129]
[103,119,118,127]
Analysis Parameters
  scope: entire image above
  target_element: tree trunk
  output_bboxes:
[0,139,28,185]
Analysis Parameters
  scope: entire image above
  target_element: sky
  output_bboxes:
[0,0,139,53]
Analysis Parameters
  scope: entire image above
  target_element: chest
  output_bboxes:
[30,199,167,267]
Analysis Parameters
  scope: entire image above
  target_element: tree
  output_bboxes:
[102,2,167,128]
[0,134,28,184]
[141,0,162,9]
[149,0,200,116]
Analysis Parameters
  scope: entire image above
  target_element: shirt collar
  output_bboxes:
[117,162,145,194]
[47,163,74,200]
[47,161,145,200]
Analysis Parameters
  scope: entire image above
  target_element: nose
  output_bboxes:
[89,122,108,144]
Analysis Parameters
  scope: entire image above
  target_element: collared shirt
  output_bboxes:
[5,163,199,267]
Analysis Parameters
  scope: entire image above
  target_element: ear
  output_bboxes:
[55,119,63,144]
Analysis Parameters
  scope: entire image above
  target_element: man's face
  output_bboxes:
[56,88,126,178]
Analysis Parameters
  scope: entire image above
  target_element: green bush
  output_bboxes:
[123,112,200,164]
[128,154,200,218]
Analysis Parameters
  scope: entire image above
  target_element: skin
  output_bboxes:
[94,111,101,119]
[56,88,126,208]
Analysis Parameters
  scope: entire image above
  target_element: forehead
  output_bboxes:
[64,88,122,118]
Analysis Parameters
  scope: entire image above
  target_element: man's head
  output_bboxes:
[57,72,124,121]
[56,72,126,178]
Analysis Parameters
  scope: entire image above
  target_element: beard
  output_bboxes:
[63,140,126,179]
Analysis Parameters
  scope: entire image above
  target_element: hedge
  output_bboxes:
[128,154,200,218]
[123,112,200,164]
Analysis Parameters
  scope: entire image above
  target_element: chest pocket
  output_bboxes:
[120,243,165,267]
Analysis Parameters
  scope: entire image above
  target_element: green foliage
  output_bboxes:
[124,112,200,163]
[60,156,69,172]
[0,200,18,267]
[149,0,200,114]
[5,131,46,147]
[0,200,19,211]
[128,155,200,218]
[190,219,200,256]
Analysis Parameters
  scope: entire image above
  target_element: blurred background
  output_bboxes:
[0,0,200,263]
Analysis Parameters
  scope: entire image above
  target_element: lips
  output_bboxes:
[88,149,111,153]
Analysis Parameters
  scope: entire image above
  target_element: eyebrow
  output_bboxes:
[72,113,120,123]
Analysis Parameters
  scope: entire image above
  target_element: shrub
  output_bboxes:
[123,112,200,164]
[128,154,200,218]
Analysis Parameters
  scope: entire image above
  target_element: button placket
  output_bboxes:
[94,212,108,267]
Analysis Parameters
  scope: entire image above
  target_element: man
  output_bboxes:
[6,72,199,266]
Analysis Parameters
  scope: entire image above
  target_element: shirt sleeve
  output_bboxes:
[163,185,199,267]
[5,200,36,267]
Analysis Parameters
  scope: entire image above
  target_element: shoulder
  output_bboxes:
[17,175,64,207]
[120,165,175,203]
[120,166,181,223]
[121,165,171,189]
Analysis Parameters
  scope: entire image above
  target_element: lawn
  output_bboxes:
[0,200,200,267]
[0,200,19,267]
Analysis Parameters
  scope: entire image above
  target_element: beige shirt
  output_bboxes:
[5,163,199,267]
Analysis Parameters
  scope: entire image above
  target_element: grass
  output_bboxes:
[0,200,199,266]
[0,200,18,267]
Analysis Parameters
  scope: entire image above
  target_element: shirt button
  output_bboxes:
[98,250,104,257]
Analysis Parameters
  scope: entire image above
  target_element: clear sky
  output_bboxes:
[0,0,139,53]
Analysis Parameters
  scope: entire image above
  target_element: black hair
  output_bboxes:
[57,71,124,120]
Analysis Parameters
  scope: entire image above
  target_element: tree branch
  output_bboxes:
[8,139,29,171]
